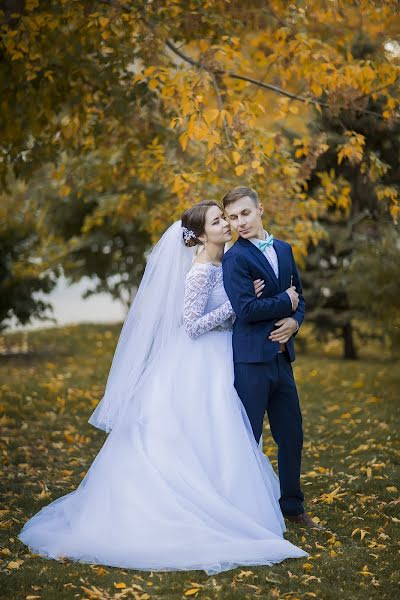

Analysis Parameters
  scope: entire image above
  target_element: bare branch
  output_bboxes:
[165,39,202,68]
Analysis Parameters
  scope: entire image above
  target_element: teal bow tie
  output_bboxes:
[257,233,274,252]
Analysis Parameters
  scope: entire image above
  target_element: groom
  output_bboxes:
[222,186,322,529]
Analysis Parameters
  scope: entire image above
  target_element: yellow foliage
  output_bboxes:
[337,131,365,166]
[202,108,219,126]
[235,164,247,176]
[1,0,399,251]
[232,151,241,165]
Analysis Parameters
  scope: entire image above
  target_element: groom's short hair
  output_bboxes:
[222,186,259,208]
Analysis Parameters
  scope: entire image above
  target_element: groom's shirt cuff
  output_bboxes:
[286,292,300,333]
[285,290,295,311]
[284,293,300,331]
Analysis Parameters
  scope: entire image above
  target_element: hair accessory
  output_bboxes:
[182,226,197,243]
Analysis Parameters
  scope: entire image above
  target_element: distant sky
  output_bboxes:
[7,275,126,332]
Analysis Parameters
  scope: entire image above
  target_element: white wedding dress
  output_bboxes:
[18,260,308,575]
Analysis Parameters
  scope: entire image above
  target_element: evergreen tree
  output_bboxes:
[298,47,400,357]
[0,186,58,331]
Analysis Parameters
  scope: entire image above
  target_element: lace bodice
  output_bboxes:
[183,263,234,339]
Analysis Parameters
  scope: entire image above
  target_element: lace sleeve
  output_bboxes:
[183,264,234,339]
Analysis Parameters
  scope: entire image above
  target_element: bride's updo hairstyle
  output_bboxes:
[181,200,221,247]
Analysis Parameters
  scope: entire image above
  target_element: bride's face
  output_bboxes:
[202,206,232,245]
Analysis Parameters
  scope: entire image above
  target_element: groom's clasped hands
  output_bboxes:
[253,279,300,345]
[269,285,299,344]
[269,317,298,344]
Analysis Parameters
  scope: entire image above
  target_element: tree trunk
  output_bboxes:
[342,321,358,360]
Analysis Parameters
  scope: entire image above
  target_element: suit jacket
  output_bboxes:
[222,236,305,363]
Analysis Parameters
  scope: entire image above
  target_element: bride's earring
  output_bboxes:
[203,239,209,255]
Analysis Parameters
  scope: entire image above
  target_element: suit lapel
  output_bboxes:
[273,240,283,289]
[238,237,279,291]
[274,239,292,290]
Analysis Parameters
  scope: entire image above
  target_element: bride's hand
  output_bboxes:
[253,279,265,298]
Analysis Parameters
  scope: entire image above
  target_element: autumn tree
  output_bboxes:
[0,0,399,329]
[347,227,400,356]
[296,34,400,358]
[0,181,58,330]
[34,159,153,305]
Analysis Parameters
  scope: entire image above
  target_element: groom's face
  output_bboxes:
[224,196,264,239]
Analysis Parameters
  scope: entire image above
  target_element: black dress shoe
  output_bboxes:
[284,512,326,530]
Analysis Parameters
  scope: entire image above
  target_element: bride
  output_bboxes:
[18,200,309,575]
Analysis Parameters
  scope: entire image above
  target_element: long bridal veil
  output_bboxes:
[88,220,196,433]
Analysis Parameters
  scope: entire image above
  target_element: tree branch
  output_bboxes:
[99,0,395,122]
[165,39,322,104]
[165,40,389,120]
[357,75,400,101]
[210,74,232,147]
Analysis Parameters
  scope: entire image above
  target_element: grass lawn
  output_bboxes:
[0,323,399,600]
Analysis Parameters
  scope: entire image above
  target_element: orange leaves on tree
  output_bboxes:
[337,131,366,166]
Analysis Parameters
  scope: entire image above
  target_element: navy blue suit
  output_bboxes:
[222,236,305,516]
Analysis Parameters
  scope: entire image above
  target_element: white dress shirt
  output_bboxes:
[249,230,279,278]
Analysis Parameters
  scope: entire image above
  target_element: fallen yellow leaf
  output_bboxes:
[90,565,107,576]
[352,379,365,388]
[316,466,329,474]
[81,586,105,599]
[7,559,24,569]
[359,565,373,576]
[351,528,369,540]
[238,570,253,577]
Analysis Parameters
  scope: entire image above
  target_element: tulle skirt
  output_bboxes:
[18,326,308,575]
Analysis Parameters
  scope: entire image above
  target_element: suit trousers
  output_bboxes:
[234,352,305,516]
